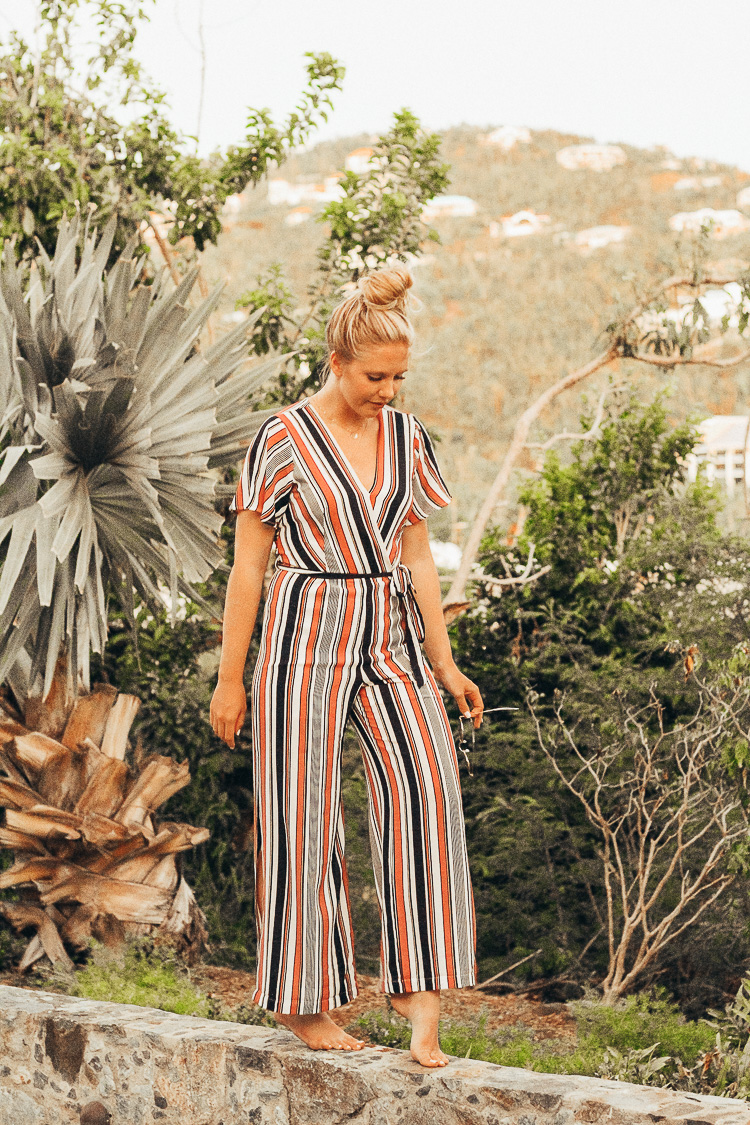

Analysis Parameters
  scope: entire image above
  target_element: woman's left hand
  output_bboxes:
[433,663,484,728]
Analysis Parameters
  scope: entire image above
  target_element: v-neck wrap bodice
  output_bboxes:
[231,401,451,688]
[231,401,450,572]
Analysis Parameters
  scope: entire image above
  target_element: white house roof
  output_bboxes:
[556,144,627,170]
[483,125,531,148]
[669,208,750,234]
[574,224,629,247]
[422,195,478,217]
[695,415,750,452]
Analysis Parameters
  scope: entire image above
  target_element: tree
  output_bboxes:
[237,108,451,402]
[528,671,749,1003]
[451,394,750,1000]
[0,0,344,259]
[0,214,280,968]
[443,237,750,616]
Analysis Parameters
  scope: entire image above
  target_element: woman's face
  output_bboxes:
[330,341,409,416]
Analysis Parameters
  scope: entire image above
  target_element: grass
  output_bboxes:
[350,989,717,1077]
[37,937,275,1026]
[33,939,721,1085]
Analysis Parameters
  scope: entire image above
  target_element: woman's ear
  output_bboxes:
[329,351,341,377]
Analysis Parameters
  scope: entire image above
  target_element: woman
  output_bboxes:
[210,266,483,1068]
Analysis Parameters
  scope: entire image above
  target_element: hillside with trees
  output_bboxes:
[201,126,750,539]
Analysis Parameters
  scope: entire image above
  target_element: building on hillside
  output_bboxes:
[429,539,463,572]
[222,193,248,215]
[660,158,683,171]
[673,175,723,191]
[573,225,629,252]
[422,194,478,220]
[345,147,376,173]
[268,179,293,206]
[490,210,551,238]
[555,144,627,171]
[737,185,750,210]
[637,283,748,337]
[480,125,531,150]
[267,175,344,207]
[668,208,750,238]
[284,207,313,226]
[684,415,750,499]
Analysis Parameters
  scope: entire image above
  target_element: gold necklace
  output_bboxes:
[314,401,371,440]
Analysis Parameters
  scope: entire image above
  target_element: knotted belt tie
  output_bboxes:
[276,563,426,687]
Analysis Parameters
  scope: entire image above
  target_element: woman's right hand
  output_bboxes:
[210,678,247,748]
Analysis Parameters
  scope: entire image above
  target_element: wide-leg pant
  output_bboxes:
[250,570,477,1014]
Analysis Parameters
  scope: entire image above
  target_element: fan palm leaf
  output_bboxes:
[0,212,279,706]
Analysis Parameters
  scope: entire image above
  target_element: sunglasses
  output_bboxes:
[456,707,519,776]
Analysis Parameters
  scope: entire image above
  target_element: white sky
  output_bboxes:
[5,0,750,170]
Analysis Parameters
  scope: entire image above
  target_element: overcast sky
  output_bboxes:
[6,0,750,170]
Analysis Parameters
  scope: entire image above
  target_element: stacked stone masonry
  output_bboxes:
[1,985,749,1125]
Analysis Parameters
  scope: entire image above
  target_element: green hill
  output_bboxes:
[199,125,750,536]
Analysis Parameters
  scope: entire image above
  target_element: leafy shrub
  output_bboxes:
[352,989,717,1077]
[573,991,714,1065]
[38,937,275,1027]
[598,982,750,1100]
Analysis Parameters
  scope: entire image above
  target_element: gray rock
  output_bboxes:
[0,985,749,1125]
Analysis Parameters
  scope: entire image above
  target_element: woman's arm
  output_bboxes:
[210,510,276,747]
[400,520,483,727]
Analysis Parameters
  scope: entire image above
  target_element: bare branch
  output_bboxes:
[475,544,551,595]
[527,679,749,1002]
[527,385,611,451]
[444,268,750,613]
[633,347,750,370]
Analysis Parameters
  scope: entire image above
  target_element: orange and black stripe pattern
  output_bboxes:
[230,402,477,1014]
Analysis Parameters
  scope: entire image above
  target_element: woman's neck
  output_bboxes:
[312,383,371,431]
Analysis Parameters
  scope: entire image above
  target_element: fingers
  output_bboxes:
[454,691,470,719]
[463,682,484,728]
[210,709,245,748]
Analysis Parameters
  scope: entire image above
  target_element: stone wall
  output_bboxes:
[1,985,749,1125]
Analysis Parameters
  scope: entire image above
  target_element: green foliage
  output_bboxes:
[0,214,280,701]
[236,109,451,404]
[316,109,450,284]
[39,936,275,1025]
[0,1,344,257]
[596,982,750,1099]
[575,992,714,1062]
[519,391,700,585]
[91,598,259,967]
[353,990,715,1079]
[451,392,750,1003]
[237,264,296,356]
[45,937,218,1016]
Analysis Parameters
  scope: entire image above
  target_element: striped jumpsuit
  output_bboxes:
[230,399,477,1014]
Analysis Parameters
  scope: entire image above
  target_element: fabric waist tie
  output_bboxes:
[276,563,426,687]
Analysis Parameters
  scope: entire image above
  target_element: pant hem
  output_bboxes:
[382,973,476,995]
[253,981,359,1015]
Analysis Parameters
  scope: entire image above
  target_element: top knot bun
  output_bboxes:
[324,263,416,370]
[356,266,413,311]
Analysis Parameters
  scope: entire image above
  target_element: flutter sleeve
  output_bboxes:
[406,418,452,524]
[229,416,294,525]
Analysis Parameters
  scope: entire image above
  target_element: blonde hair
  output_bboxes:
[324,265,415,375]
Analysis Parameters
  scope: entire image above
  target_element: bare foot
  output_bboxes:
[274,1011,365,1051]
[389,990,449,1068]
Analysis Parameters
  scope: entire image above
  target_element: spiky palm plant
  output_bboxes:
[0,214,276,969]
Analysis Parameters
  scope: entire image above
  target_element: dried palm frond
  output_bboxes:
[0,678,210,968]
